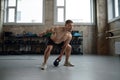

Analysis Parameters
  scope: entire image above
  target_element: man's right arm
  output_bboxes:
[39,27,56,37]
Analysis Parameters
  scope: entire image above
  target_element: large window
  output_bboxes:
[107,0,120,21]
[54,0,94,24]
[4,0,44,24]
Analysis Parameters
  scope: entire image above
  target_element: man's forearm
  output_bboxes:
[60,48,65,54]
[60,46,67,55]
[41,29,50,36]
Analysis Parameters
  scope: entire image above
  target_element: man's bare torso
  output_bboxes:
[50,27,72,44]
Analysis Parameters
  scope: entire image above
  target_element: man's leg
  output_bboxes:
[41,45,53,70]
[64,44,74,67]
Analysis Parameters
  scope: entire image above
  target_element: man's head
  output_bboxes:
[65,20,74,32]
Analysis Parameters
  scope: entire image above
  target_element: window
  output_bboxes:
[107,0,120,21]
[4,0,44,24]
[115,0,119,17]
[54,0,94,24]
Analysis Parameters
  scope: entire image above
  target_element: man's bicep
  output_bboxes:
[46,27,56,33]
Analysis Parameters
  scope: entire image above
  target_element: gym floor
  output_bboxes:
[0,55,120,80]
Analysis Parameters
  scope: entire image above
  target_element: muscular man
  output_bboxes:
[40,20,74,70]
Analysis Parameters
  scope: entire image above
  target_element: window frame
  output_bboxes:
[107,0,120,23]
[3,0,45,25]
[54,0,96,25]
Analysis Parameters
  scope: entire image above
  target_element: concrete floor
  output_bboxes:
[0,55,120,80]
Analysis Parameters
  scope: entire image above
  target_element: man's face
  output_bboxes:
[65,23,74,32]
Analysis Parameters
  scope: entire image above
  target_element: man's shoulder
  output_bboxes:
[66,32,72,38]
[67,31,72,35]
[53,26,63,29]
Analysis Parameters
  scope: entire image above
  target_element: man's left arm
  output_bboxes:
[60,34,72,55]
[63,36,72,48]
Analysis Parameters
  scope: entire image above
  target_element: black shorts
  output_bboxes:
[47,37,64,48]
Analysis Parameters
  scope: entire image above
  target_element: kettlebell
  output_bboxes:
[53,58,61,67]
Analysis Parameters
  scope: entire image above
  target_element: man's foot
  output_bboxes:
[64,62,74,67]
[40,63,47,70]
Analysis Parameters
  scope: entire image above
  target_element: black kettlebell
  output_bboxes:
[53,58,61,67]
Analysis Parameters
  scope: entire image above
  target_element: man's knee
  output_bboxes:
[45,45,53,53]
[47,45,53,51]
[66,44,72,51]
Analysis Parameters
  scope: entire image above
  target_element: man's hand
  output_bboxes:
[39,32,45,37]
[38,27,56,37]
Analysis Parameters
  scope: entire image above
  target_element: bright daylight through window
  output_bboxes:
[55,0,94,24]
[4,0,43,23]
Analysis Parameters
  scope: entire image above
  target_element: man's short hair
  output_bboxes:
[65,20,73,25]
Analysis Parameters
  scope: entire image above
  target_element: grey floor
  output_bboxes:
[0,55,120,80]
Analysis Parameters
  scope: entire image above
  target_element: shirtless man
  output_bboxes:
[40,20,74,70]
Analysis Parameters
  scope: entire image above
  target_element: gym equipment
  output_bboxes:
[53,48,65,67]
[43,33,52,37]
[53,58,61,67]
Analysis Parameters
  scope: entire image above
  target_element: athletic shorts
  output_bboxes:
[47,37,64,48]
